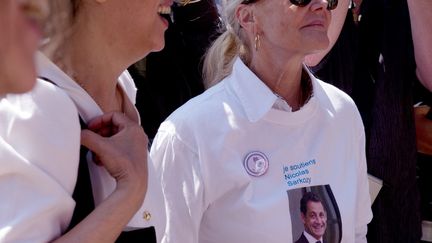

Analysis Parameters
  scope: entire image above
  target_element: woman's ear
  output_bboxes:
[235,4,255,32]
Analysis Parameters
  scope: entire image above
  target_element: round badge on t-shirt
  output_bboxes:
[243,151,269,177]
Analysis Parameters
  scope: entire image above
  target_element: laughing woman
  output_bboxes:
[150,0,372,242]
[37,0,174,241]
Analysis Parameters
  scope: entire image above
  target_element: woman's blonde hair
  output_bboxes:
[41,0,77,59]
[203,0,252,88]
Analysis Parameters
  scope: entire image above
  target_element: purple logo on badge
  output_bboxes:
[243,151,269,177]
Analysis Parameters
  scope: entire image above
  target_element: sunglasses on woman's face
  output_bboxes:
[241,0,338,10]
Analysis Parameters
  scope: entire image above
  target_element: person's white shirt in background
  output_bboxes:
[0,80,80,242]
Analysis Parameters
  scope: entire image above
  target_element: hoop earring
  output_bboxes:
[254,34,261,52]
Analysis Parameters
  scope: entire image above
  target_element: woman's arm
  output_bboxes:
[150,129,205,243]
[52,112,149,243]
[408,0,432,91]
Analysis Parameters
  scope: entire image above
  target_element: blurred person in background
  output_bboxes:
[129,0,220,140]
[306,0,432,241]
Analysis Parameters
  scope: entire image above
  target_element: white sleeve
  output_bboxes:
[113,155,167,241]
[355,131,373,243]
[150,129,206,243]
[0,81,80,242]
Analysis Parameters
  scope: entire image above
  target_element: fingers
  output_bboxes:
[81,129,107,156]
[86,112,133,137]
[86,112,126,130]
[81,117,149,185]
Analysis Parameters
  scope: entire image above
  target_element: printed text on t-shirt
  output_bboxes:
[283,159,316,187]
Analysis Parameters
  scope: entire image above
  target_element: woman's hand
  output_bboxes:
[80,112,148,197]
[52,112,149,243]
[408,0,432,91]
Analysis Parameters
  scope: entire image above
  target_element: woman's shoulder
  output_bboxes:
[314,78,357,109]
[315,76,361,113]
[160,82,229,130]
[0,79,80,138]
[314,78,364,131]
[0,79,81,192]
[34,78,79,117]
[1,79,77,117]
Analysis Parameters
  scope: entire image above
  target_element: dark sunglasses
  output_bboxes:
[241,0,338,10]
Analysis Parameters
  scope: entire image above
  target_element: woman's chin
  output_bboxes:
[151,40,166,53]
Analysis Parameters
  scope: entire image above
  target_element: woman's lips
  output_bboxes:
[301,20,327,30]
[157,2,173,27]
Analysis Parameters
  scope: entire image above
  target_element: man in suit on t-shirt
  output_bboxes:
[295,192,327,243]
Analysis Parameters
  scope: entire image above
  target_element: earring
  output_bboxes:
[254,34,261,52]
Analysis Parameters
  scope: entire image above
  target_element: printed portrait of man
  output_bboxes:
[295,192,327,243]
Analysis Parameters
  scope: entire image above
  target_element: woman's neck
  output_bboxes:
[250,51,306,111]
[53,30,126,113]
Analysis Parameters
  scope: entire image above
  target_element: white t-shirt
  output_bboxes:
[36,53,166,241]
[151,57,372,243]
[0,80,80,242]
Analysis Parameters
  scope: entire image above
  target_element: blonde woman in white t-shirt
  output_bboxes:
[151,0,372,242]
